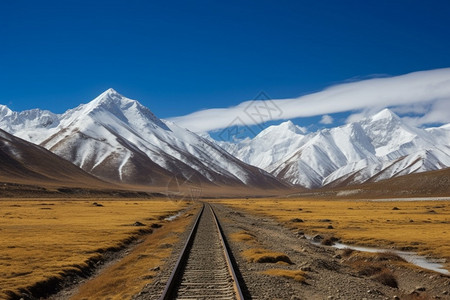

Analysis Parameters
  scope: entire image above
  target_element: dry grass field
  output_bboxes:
[0,198,191,299]
[71,208,196,299]
[262,269,306,283]
[219,198,450,269]
[229,228,308,284]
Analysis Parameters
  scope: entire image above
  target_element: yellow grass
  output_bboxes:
[242,248,292,264]
[218,198,450,269]
[0,198,191,299]
[71,209,195,299]
[262,269,306,283]
[229,230,256,243]
[229,226,305,283]
[341,251,401,287]
[343,250,406,263]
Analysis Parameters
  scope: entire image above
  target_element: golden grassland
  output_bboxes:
[230,230,293,265]
[229,229,305,283]
[218,198,450,268]
[229,230,257,243]
[71,209,196,300]
[340,250,403,288]
[242,248,293,264]
[0,198,191,299]
[262,269,306,283]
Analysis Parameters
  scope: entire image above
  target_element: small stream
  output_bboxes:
[164,211,183,221]
[368,197,450,202]
[308,237,449,275]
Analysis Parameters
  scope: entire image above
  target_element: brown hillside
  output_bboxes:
[0,129,112,190]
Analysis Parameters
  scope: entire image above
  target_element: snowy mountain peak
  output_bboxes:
[105,87,119,94]
[0,105,59,144]
[99,88,128,101]
[260,120,305,136]
[0,105,13,117]
[90,88,135,107]
[66,88,169,131]
[358,108,431,156]
[369,108,400,122]
[278,120,305,134]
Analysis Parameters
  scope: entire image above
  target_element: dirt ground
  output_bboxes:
[5,199,448,299]
[136,201,450,300]
[213,202,450,299]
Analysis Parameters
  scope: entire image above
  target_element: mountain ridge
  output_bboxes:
[2,90,449,191]
[0,89,286,189]
[219,108,450,188]
[0,128,110,188]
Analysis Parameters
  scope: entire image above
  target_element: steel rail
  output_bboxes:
[159,203,205,300]
[210,204,245,300]
[159,202,244,300]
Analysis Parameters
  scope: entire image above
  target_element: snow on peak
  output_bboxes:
[105,87,119,94]
[64,88,169,131]
[0,105,13,118]
[259,120,305,137]
[221,120,308,171]
[0,104,60,144]
[90,88,135,107]
[369,108,400,122]
[277,120,306,134]
[358,108,433,157]
[96,88,120,98]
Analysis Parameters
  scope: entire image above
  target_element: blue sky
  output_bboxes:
[1,1,450,133]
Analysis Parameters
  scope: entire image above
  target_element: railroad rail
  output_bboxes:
[159,203,244,300]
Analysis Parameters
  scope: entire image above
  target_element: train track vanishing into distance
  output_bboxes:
[159,203,245,300]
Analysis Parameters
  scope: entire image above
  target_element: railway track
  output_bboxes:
[159,203,244,300]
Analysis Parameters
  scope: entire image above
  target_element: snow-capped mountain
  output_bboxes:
[216,121,307,171]
[222,109,450,188]
[2,90,448,190]
[0,89,284,188]
[0,128,108,187]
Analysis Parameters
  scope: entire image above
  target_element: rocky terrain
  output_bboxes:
[135,202,450,299]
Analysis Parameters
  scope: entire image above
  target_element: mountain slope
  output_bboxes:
[1,89,285,188]
[327,167,450,198]
[0,128,108,187]
[223,109,450,188]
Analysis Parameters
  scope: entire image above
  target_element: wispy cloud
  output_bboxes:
[319,114,334,124]
[401,99,450,127]
[168,68,450,132]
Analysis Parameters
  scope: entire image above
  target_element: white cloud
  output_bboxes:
[391,103,430,115]
[345,107,386,124]
[402,99,450,127]
[168,68,450,132]
[345,112,367,124]
[319,114,334,124]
